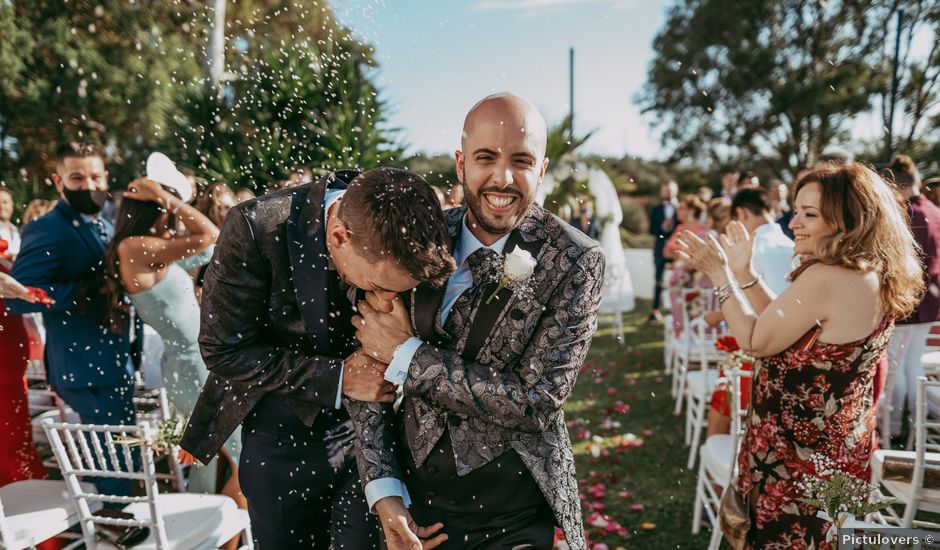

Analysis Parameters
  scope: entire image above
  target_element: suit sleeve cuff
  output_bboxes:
[385,337,423,385]
[334,365,344,409]
[364,478,412,511]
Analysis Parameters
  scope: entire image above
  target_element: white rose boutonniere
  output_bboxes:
[486,245,537,304]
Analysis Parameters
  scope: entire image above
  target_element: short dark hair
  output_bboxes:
[883,154,920,187]
[679,194,706,218]
[731,187,772,217]
[338,168,456,287]
[55,141,106,165]
[737,170,758,186]
[0,187,12,199]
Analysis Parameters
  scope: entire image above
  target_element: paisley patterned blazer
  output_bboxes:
[347,204,604,549]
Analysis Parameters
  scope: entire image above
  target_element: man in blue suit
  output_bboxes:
[648,180,678,324]
[7,142,135,496]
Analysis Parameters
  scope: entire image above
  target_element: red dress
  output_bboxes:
[735,317,893,549]
[0,263,47,486]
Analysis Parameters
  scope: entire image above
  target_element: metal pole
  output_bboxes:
[208,0,226,93]
[885,9,903,162]
[569,47,574,149]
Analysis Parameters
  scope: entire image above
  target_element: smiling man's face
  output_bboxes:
[455,95,548,243]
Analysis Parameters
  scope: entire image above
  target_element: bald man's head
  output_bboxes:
[461,93,548,154]
[455,93,549,243]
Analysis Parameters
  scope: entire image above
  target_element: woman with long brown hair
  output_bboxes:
[104,178,243,506]
[678,164,923,548]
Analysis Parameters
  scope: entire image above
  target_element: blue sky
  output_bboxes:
[335,0,669,159]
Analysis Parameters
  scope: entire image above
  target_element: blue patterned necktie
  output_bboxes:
[88,217,110,245]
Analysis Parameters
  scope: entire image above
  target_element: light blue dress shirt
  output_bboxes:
[365,215,510,510]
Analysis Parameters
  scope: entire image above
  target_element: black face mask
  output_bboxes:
[63,188,108,215]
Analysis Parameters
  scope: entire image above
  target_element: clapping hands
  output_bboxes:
[676,221,755,282]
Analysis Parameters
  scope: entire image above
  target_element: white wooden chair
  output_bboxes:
[132,388,186,491]
[691,368,750,550]
[871,377,940,529]
[671,289,724,414]
[683,318,726,468]
[42,419,254,550]
[0,479,101,550]
[879,322,940,450]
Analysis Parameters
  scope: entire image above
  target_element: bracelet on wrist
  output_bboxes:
[739,274,763,290]
[714,281,736,306]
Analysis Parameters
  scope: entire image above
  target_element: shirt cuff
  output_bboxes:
[385,337,423,385]
[334,365,344,410]
[364,478,412,511]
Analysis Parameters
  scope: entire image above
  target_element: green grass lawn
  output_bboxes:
[566,299,713,549]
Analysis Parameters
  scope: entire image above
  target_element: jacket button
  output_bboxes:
[426,465,438,475]
[448,499,459,506]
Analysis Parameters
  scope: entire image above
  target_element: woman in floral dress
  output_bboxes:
[678,164,924,548]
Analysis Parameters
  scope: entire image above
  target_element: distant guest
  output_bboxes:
[571,199,600,240]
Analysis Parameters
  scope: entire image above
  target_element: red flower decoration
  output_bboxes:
[715,336,740,352]
[0,239,7,255]
[684,290,700,302]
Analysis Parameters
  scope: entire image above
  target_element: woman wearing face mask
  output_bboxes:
[103,178,243,504]
[677,164,923,548]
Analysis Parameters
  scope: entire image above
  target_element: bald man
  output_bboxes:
[347,93,603,549]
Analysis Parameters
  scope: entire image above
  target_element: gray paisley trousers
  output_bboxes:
[347,204,605,549]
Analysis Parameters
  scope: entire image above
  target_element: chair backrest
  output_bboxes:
[42,419,171,549]
[913,377,940,496]
[729,368,752,478]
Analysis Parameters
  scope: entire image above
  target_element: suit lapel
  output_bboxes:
[287,172,355,352]
[460,206,547,361]
[411,206,463,344]
[55,201,105,257]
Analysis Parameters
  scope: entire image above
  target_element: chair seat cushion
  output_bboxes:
[687,370,720,396]
[700,434,734,485]
[98,493,243,550]
[872,449,940,514]
[0,479,98,547]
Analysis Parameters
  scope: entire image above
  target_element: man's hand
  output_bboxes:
[352,293,414,364]
[375,497,447,550]
[342,350,396,402]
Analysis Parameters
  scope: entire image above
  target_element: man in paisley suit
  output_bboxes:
[180,168,455,549]
[347,93,605,549]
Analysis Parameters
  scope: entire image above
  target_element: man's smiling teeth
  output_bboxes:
[795,235,809,240]
[485,194,516,208]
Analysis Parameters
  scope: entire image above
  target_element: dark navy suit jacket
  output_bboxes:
[649,202,678,260]
[7,200,132,390]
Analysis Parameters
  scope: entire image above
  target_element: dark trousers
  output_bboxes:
[652,251,668,311]
[240,396,379,550]
[55,381,136,499]
[402,431,554,549]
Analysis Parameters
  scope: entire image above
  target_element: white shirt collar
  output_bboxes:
[455,214,510,266]
[754,222,785,238]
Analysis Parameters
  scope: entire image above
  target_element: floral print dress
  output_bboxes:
[735,316,893,549]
